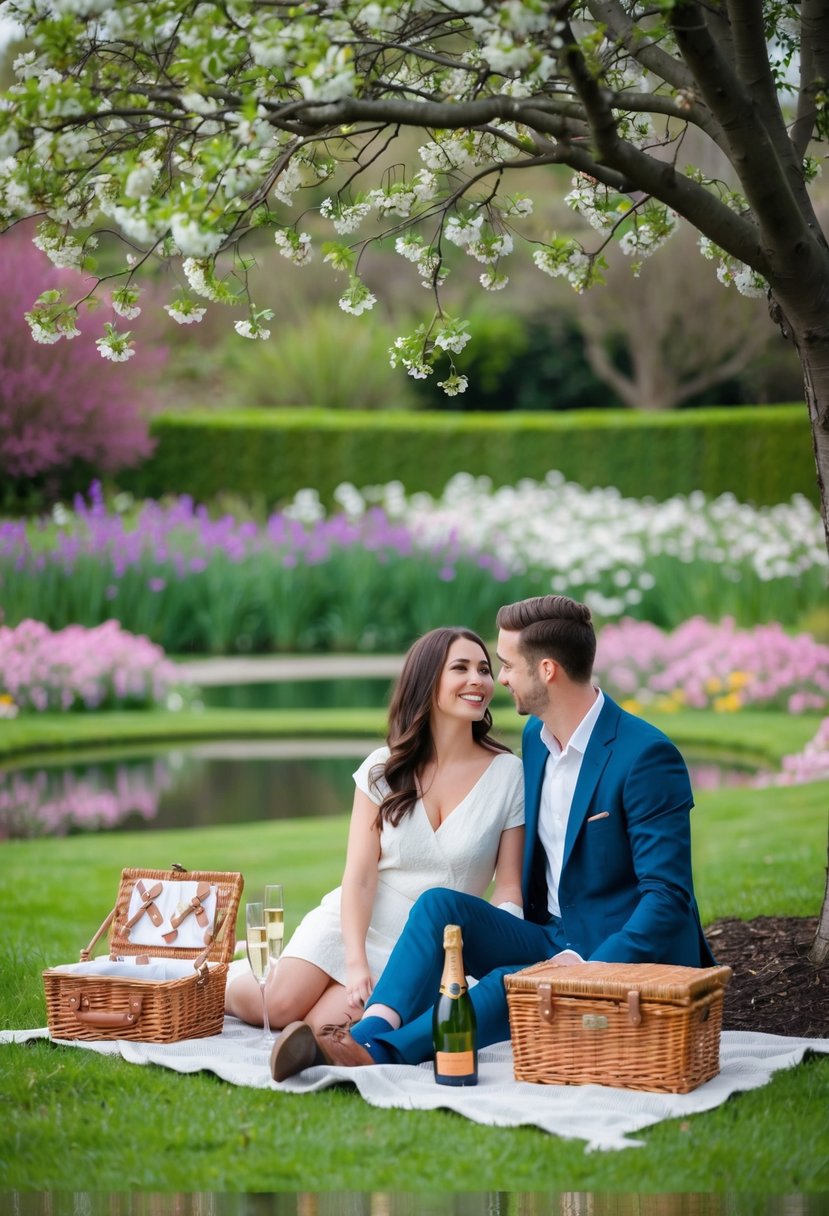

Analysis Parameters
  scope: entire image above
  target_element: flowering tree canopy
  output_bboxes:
[0,4,826,418]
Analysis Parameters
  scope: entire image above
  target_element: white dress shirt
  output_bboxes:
[537,688,605,919]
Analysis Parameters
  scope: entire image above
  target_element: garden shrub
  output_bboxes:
[0,617,176,711]
[0,228,164,509]
[120,403,816,510]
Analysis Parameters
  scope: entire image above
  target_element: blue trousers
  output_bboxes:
[353,888,565,1065]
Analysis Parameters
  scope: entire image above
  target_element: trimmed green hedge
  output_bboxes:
[121,403,817,508]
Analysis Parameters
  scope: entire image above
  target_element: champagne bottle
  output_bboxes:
[432,923,477,1086]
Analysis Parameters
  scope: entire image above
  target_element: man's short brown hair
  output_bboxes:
[496,595,596,683]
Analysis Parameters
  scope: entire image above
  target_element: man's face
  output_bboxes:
[496,628,549,717]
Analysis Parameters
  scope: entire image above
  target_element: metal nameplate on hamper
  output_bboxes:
[505,961,732,1093]
[42,865,244,1043]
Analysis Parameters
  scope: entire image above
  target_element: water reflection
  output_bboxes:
[0,743,768,840]
[1,1194,823,1216]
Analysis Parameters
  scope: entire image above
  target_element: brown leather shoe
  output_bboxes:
[270,1020,374,1081]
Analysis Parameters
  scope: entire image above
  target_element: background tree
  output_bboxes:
[0,1,827,959]
[573,222,797,411]
[0,226,163,508]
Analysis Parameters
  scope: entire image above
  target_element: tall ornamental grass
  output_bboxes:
[1,475,825,653]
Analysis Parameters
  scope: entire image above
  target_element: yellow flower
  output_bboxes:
[704,677,722,694]
[713,693,743,713]
[621,698,643,715]
[727,670,752,690]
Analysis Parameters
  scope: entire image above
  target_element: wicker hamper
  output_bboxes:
[505,961,732,1093]
[42,865,244,1043]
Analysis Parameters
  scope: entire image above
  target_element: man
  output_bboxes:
[271,594,715,1079]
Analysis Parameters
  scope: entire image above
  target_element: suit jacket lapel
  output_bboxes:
[561,695,620,873]
[520,719,547,895]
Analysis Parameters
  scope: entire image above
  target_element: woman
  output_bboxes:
[225,626,524,1032]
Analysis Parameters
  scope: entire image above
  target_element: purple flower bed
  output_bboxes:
[1,483,519,653]
[0,618,177,711]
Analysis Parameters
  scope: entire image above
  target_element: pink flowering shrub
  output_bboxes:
[0,619,177,711]
[594,616,829,714]
[755,718,829,788]
[0,227,163,493]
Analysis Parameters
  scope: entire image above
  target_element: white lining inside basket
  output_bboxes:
[50,958,211,981]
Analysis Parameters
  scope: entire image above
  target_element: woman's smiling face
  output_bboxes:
[433,637,494,722]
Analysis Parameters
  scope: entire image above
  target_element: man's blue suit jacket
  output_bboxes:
[520,693,715,967]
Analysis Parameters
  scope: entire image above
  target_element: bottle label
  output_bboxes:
[435,1050,475,1077]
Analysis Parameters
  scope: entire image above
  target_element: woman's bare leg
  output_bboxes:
[225,957,333,1029]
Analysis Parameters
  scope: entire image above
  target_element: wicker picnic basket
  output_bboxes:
[505,961,732,1093]
[42,865,244,1043]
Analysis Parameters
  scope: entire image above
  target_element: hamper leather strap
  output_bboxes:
[538,982,554,1023]
[537,983,644,1027]
[162,882,212,944]
[67,991,143,1028]
[125,881,164,931]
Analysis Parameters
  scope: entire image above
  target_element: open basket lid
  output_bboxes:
[505,961,732,1005]
[101,866,244,965]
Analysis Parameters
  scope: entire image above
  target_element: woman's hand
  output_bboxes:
[345,963,374,1011]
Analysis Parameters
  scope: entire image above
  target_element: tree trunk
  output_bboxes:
[790,318,829,966]
[808,822,829,966]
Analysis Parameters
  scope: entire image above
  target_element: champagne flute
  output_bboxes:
[245,901,272,1045]
[264,884,284,965]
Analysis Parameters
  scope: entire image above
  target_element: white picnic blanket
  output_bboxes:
[3,1020,827,1151]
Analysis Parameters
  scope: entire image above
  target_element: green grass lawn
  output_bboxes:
[1,710,827,1192]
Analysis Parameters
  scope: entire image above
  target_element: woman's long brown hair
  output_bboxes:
[370,626,510,828]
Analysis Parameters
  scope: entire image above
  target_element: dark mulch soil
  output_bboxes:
[705,916,828,1038]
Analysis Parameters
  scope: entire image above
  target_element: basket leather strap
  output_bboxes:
[125,881,164,931]
[538,982,554,1023]
[67,991,143,1028]
[537,983,644,1027]
[162,882,212,944]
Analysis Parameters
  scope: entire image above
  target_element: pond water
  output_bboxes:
[1,740,770,840]
[200,678,395,711]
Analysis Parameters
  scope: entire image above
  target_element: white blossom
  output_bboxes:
[338,280,377,316]
[480,269,509,290]
[164,301,207,324]
[437,374,469,396]
[125,155,161,199]
[170,214,223,257]
[235,319,271,339]
[445,213,484,248]
[272,160,302,205]
[274,228,313,265]
[296,48,356,102]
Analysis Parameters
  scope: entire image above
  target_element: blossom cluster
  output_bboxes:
[0,618,177,712]
[594,617,829,715]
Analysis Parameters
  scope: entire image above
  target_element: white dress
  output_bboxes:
[280,746,525,986]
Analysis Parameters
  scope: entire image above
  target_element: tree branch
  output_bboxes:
[791,0,829,163]
[726,0,811,204]
[669,0,818,264]
[558,18,768,269]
